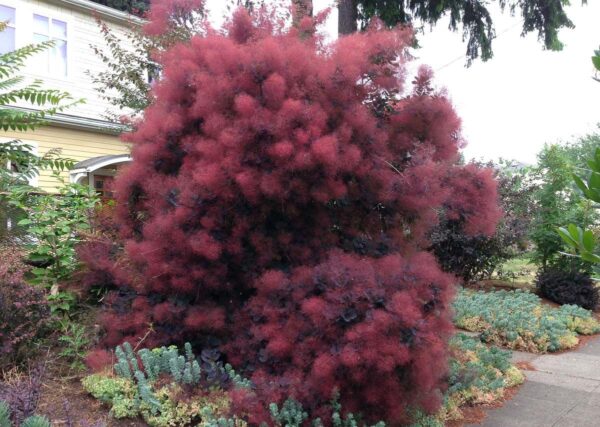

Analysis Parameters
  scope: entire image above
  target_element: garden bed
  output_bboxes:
[454,288,600,353]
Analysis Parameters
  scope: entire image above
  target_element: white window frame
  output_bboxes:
[0,3,17,54]
[0,0,24,52]
[0,137,39,187]
[0,0,73,80]
[31,11,70,78]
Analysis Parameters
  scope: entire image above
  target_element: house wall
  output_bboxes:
[1,125,130,192]
[0,0,137,191]
[2,0,137,120]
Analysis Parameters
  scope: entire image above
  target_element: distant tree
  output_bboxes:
[89,0,150,16]
[530,137,599,269]
[337,0,584,63]
[292,0,312,22]
[89,0,208,121]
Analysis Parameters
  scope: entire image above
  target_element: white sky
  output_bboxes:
[207,0,600,165]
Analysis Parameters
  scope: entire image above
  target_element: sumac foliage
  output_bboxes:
[85,2,500,423]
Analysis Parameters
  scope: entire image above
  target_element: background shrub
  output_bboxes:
[431,160,536,283]
[84,4,501,424]
[0,365,45,425]
[536,268,599,310]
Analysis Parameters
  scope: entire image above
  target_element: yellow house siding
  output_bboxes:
[4,125,130,192]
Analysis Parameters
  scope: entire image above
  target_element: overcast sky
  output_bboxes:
[208,1,600,165]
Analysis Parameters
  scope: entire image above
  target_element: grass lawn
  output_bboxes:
[491,253,538,289]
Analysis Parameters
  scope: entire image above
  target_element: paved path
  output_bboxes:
[471,337,600,427]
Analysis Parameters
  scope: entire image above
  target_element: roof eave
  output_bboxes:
[0,106,130,135]
[42,0,145,26]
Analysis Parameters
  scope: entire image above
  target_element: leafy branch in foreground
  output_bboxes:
[0,140,73,191]
[0,26,84,130]
[558,147,600,264]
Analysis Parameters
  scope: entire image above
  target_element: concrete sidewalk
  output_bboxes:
[471,337,600,427]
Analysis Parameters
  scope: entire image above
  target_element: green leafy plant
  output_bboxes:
[530,140,599,269]
[454,288,600,352]
[0,22,81,189]
[84,342,244,426]
[19,416,50,427]
[0,400,9,427]
[58,323,90,371]
[6,175,99,314]
[85,341,389,427]
[558,147,600,264]
[0,23,82,250]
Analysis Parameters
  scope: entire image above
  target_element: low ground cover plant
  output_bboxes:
[413,333,524,426]
[454,288,600,352]
[83,335,522,427]
[0,401,50,427]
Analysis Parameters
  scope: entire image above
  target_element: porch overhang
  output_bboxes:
[69,154,131,183]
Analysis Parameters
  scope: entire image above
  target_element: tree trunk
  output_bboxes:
[337,0,357,35]
[292,0,313,25]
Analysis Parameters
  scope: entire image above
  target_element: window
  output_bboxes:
[0,5,15,54]
[33,14,67,76]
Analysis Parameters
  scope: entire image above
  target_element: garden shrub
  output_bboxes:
[431,160,536,283]
[85,2,501,423]
[454,288,600,352]
[0,245,49,370]
[0,366,45,425]
[536,268,599,310]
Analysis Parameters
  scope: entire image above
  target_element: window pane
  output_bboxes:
[0,5,15,26]
[32,33,49,72]
[33,14,49,35]
[0,26,14,54]
[33,32,48,43]
[51,19,66,39]
[51,39,67,76]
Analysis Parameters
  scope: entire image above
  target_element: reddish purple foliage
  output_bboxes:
[0,246,49,369]
[228,251,455,424]
[84,2,501,423]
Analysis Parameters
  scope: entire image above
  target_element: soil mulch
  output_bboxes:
[37,375,146,426]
